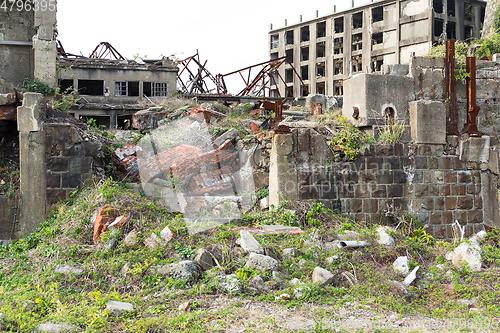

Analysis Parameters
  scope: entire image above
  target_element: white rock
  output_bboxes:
[124,229,138,247]
[160,226,174,242]
[294,285,311,298]
[239,230,264,254]
[323,241,341,252]
[244,253,279,272]
[393,256,410,275]
[289,278,304,286]
[337,230,360,240]
[445,242,482,271]
[297,259,307,268]
[37,322,75,332]
[272,271,283,280]
[326,255,339,264]
[376,226,395,246]
[54,264,83,275]
[282,248,301,259]
[217,274,242,293]
[312,267,335,285]
[194,248,215,271]
[106,300,134,314]
[144,232,161,249]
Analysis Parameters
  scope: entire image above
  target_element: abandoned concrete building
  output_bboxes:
[58,49,178,128]
[268,0,486,97]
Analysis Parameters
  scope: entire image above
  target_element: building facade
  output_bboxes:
[268,0,486,97]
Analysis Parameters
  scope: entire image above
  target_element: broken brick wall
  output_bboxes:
[270,128,499,239]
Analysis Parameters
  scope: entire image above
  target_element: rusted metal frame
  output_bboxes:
[285,58,309,96]
[445,39,459,135]
[261,66,280,97]
[89,42,125,60]
[463,56,482,136]
[238,67,269,96]
[237,59,287,97]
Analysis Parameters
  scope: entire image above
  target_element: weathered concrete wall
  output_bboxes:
[0,10,35,92]
[0,195,18,240]
[270,128,500,239]
[482,0,499,38]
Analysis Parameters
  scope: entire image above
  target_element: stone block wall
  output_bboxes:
[270,128,500,239]
[45,123,102,210]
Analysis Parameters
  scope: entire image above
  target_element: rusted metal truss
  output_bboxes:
[216,57,308,98]
[445,39,459,135]
[89,42,126,60]
[177,50,219,94]
[259,98,284,128]
[57,39,85,58]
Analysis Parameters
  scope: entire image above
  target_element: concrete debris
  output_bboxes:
[213,128,240,148]
[108,216,128,231]
[393,256,410,275]
[294,286,311,299]
[326,255,339,264]
[282,248,302,259]
[403,266,420,287]
[248,275,270,294]
[159,225,174,243]
[93,207,126,244]
[217,274,242,293]
[106,300,135,314]
[132,107,176,131]
[446,242,482,271]
[157,260,199,283]
[194,248,216,271]
[470,230,487,245]
[178,300,191,312]
[144,232,162,249]
[261,225,302,233]
[244,253,279,272]
[376,226,395,246]
[323,241,341,252]
[36,322,75,332]
[124,229,138,247]
[239,230,264,254]
[54,264,84,276]
[312,267,335,285]
[297,259,307,269]
[104,230,120,251]
[277,293,291,300]
[272,271,283,280]
[111,145,142,181]
[289,278,304,286]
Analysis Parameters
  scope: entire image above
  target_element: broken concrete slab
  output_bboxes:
[459,136,491,163]
[160,225,174,243]
[106,300,134,314]
[54,264,83,276]
[213,128,240,148]
[239,230,264,254]
[216,274,242,294]
[376,226,395,246]
[446,242,482,271]
[244,253,279,272]
[36,322,75,332]
[393,256,410,275]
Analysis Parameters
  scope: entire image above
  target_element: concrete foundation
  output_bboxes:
[409,100,446,144]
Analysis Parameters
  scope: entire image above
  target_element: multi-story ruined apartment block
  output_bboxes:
[268,0,486,97]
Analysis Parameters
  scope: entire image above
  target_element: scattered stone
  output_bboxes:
[294,286,311,298]
[469,308,481,314]
[289,278,304,286]
[268,280,280,290]
[104,230,120,251]
[178,300,190,312]
[239,230,264,254]
[248,275,270,294]
[144,232,162,249]
[217,274,242,293]
[403,266,419,287]
[470,230,487,245]
[107,216,128,231]
[445,242,482,271]
[323,241,341,252]
[376,226,395,246]
[160,225,174,243]
[278,293,291,300]
[312,267,335,285]
[124,229,138,247]
[213,128,240,147]
[244,253,279,272]
[337,230,360,240]
[157,260,199,283]
[37,322,75,332]
[326,255,339,264]
[272,271,283,280]
[261,225,302,232]
[54,264,83,276]
[393,256,410,275]
[232,246,246,257]
[282,248,302,259]
[264,247,280,260]
[390,280,408,296]
[297,259,307,269]
[106,300,134,315]
[121,263,130,275]
[0,240,11,247]
[194,248,216,271]
[93,206,121,244]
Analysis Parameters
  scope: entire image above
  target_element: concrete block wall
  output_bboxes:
[45,124,101,210]
[270,128,500,239]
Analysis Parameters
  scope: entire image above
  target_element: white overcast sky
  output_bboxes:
[56,0,370,93]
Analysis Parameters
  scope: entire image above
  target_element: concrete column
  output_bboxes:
[455,0,465,40]
[17,93,46,235]
[396,0,401,64]
[481,171,500,227]
[34,2,57,89]
[269,133,297,208]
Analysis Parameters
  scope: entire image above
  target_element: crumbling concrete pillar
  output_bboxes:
[17,93,46,235]
[33,2,57,88]
[409,100,446,144]
[269,133,297,208]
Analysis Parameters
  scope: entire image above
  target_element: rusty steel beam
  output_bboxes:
[177,50,219,94]
[89,42,126,60]
[445,39,459,135]
[463,56,481,136]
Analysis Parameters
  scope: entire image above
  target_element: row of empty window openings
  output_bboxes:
[59,79,168,97]
[274,81,343,98]
[433,19,475,40]
[432,0,477,21]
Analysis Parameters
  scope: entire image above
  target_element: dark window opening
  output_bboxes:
[464,2,473,21]
[301,85,309,97]
[78,79,104,96]
[352,55,362,73]
[317,21,326,38]
[270,34,279,49]
[334,80,343,96]
[114,81,139,97]
[129,81,139,97]
[270,52,279,60]
[301,26,310,42]
[447,0,455,17]
[334,59,343,75]
[270,89,278,98]
[446,21,456,40]
[316,41,326,58]
[353,12,363,29]
[465,26,473,40]
[372,6,383,23]
[301,46,309,61]
[80,115,110,128]
[371,56,383,72]
[285,86,293,98]
[316,82,325,95]
[334,37,344,54]
[433,0,443,14]
[285,30,294,45]
[384,107,395,120]
[316,62,326,77]
[352,33,363,51]
[334,17,344,34]
[59,79,74,92]
[481,7,486,27]
[372,32,383,46]
[285,49,294,63]
[143,82,169,97]
[301,65,309,80]
[285,69,294,83]
[434,19,444,38]
[117,115,133,130]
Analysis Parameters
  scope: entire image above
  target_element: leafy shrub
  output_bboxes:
[21,78,55,95]
[330,115,375,160]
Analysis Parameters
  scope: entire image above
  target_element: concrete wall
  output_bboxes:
[269,128,500,239]
[0,195,18,240]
